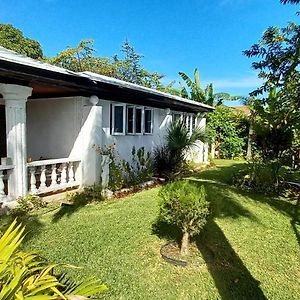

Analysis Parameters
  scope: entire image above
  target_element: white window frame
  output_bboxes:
[112,103,126,135]
[111,104,154,136]
[144,108,153,135]
[135,106,144,135]
[173,112,183,123]
[126,105,135,135]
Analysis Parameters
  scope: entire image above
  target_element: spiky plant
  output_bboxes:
[0,220,107,299]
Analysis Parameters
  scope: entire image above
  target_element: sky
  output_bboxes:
[0,0,298,100]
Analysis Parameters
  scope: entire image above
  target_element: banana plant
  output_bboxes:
[179,68,241,106]
[0,220,107,299]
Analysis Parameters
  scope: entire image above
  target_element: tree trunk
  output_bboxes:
[211,141,215,159]
[246,123,253,160]
[180,231,189,256]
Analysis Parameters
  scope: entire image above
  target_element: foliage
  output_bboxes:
[207,106,248,159]
[18,160,300,299]
[113,40,163,88]
[0,24,43,59]
[49,39,164,89]
[66,185,104,206]
[243,23,300,135]
[280,0,300,5]
[96,144,153,191]
[122,146,153,186]
[47,39,121,77]
[158,180,210,255]
[153,145,178,178]
[11,194,46,216]
[233,160,289,194]
[179,68,240,105]
[0,219,107,299]
[154,120,206,178]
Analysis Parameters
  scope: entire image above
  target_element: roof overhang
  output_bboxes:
[0,47,214,113]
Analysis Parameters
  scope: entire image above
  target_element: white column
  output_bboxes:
[0,84,32,198]
[81,96,103,186]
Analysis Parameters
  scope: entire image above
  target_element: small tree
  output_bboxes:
[158,180,210,256]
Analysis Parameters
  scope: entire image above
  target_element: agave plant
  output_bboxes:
[0,220,107,299]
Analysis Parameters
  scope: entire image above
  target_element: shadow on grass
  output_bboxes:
[52,203,87,223]
[153,161,267,299]
[0,214,44,244]
[199,161,300,247]
[193,161,247,185]
[196,220,267,300]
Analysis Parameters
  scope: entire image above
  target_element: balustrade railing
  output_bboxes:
[27,158,81,194]
[0,164,14,202]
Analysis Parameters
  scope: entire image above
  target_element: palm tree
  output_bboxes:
[166,120,207,168]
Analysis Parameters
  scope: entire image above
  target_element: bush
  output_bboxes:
[0,219,107,299]
[96,144,153,191]
[233,161,288,194]
[11,194,46,215]
[158,180,210,256]
[66,185,105,205]
[154,120,206,179]
[153,145,180,178]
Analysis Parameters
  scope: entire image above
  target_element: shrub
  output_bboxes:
[233,160,288,194]
[96,144,153,191]
[0,219,107,299]
[158,180,210,256]
[11,194,46,215]
[66,185,104,205]
[153,145,180,178]
[123,146,153,187]
[154,120,206,178]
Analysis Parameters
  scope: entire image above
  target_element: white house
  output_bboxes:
[0,46,213,205]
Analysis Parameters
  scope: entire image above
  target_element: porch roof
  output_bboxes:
[0,47,213,113]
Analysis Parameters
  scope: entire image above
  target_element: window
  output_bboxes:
[135,107,143,134]
[173,113,182,123]
[144,108,153,134]
[111,104,153,135]
[173,112,197,135]
[112,104,126,135]
[127,106,135,134]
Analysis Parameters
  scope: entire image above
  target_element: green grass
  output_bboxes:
[5,160,300,299]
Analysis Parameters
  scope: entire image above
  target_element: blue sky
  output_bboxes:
[0,0,298,98]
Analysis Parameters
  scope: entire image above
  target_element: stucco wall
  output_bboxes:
[100,99,171,161]
[27,97,83,160]
[26,96,207,164]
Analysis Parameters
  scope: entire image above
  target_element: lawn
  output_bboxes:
[8,160,300,299]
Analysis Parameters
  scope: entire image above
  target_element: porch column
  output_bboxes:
[0,84,32,198]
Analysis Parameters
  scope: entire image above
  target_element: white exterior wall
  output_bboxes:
[26,96,103,186]
[27,97,83,160]
[100,99,172,161]
[25,96,208,189]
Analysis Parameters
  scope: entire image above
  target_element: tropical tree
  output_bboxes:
[48,39,121,77]
[280,0,300,4]
[206,106,247,159]
[113,40,163,88]
[159,181,209,256]
[179,68,240,105]
[0,24,43,59]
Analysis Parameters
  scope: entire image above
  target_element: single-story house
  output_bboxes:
[0,46,213,204]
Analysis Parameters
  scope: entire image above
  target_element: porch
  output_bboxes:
[0,83,103,204]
